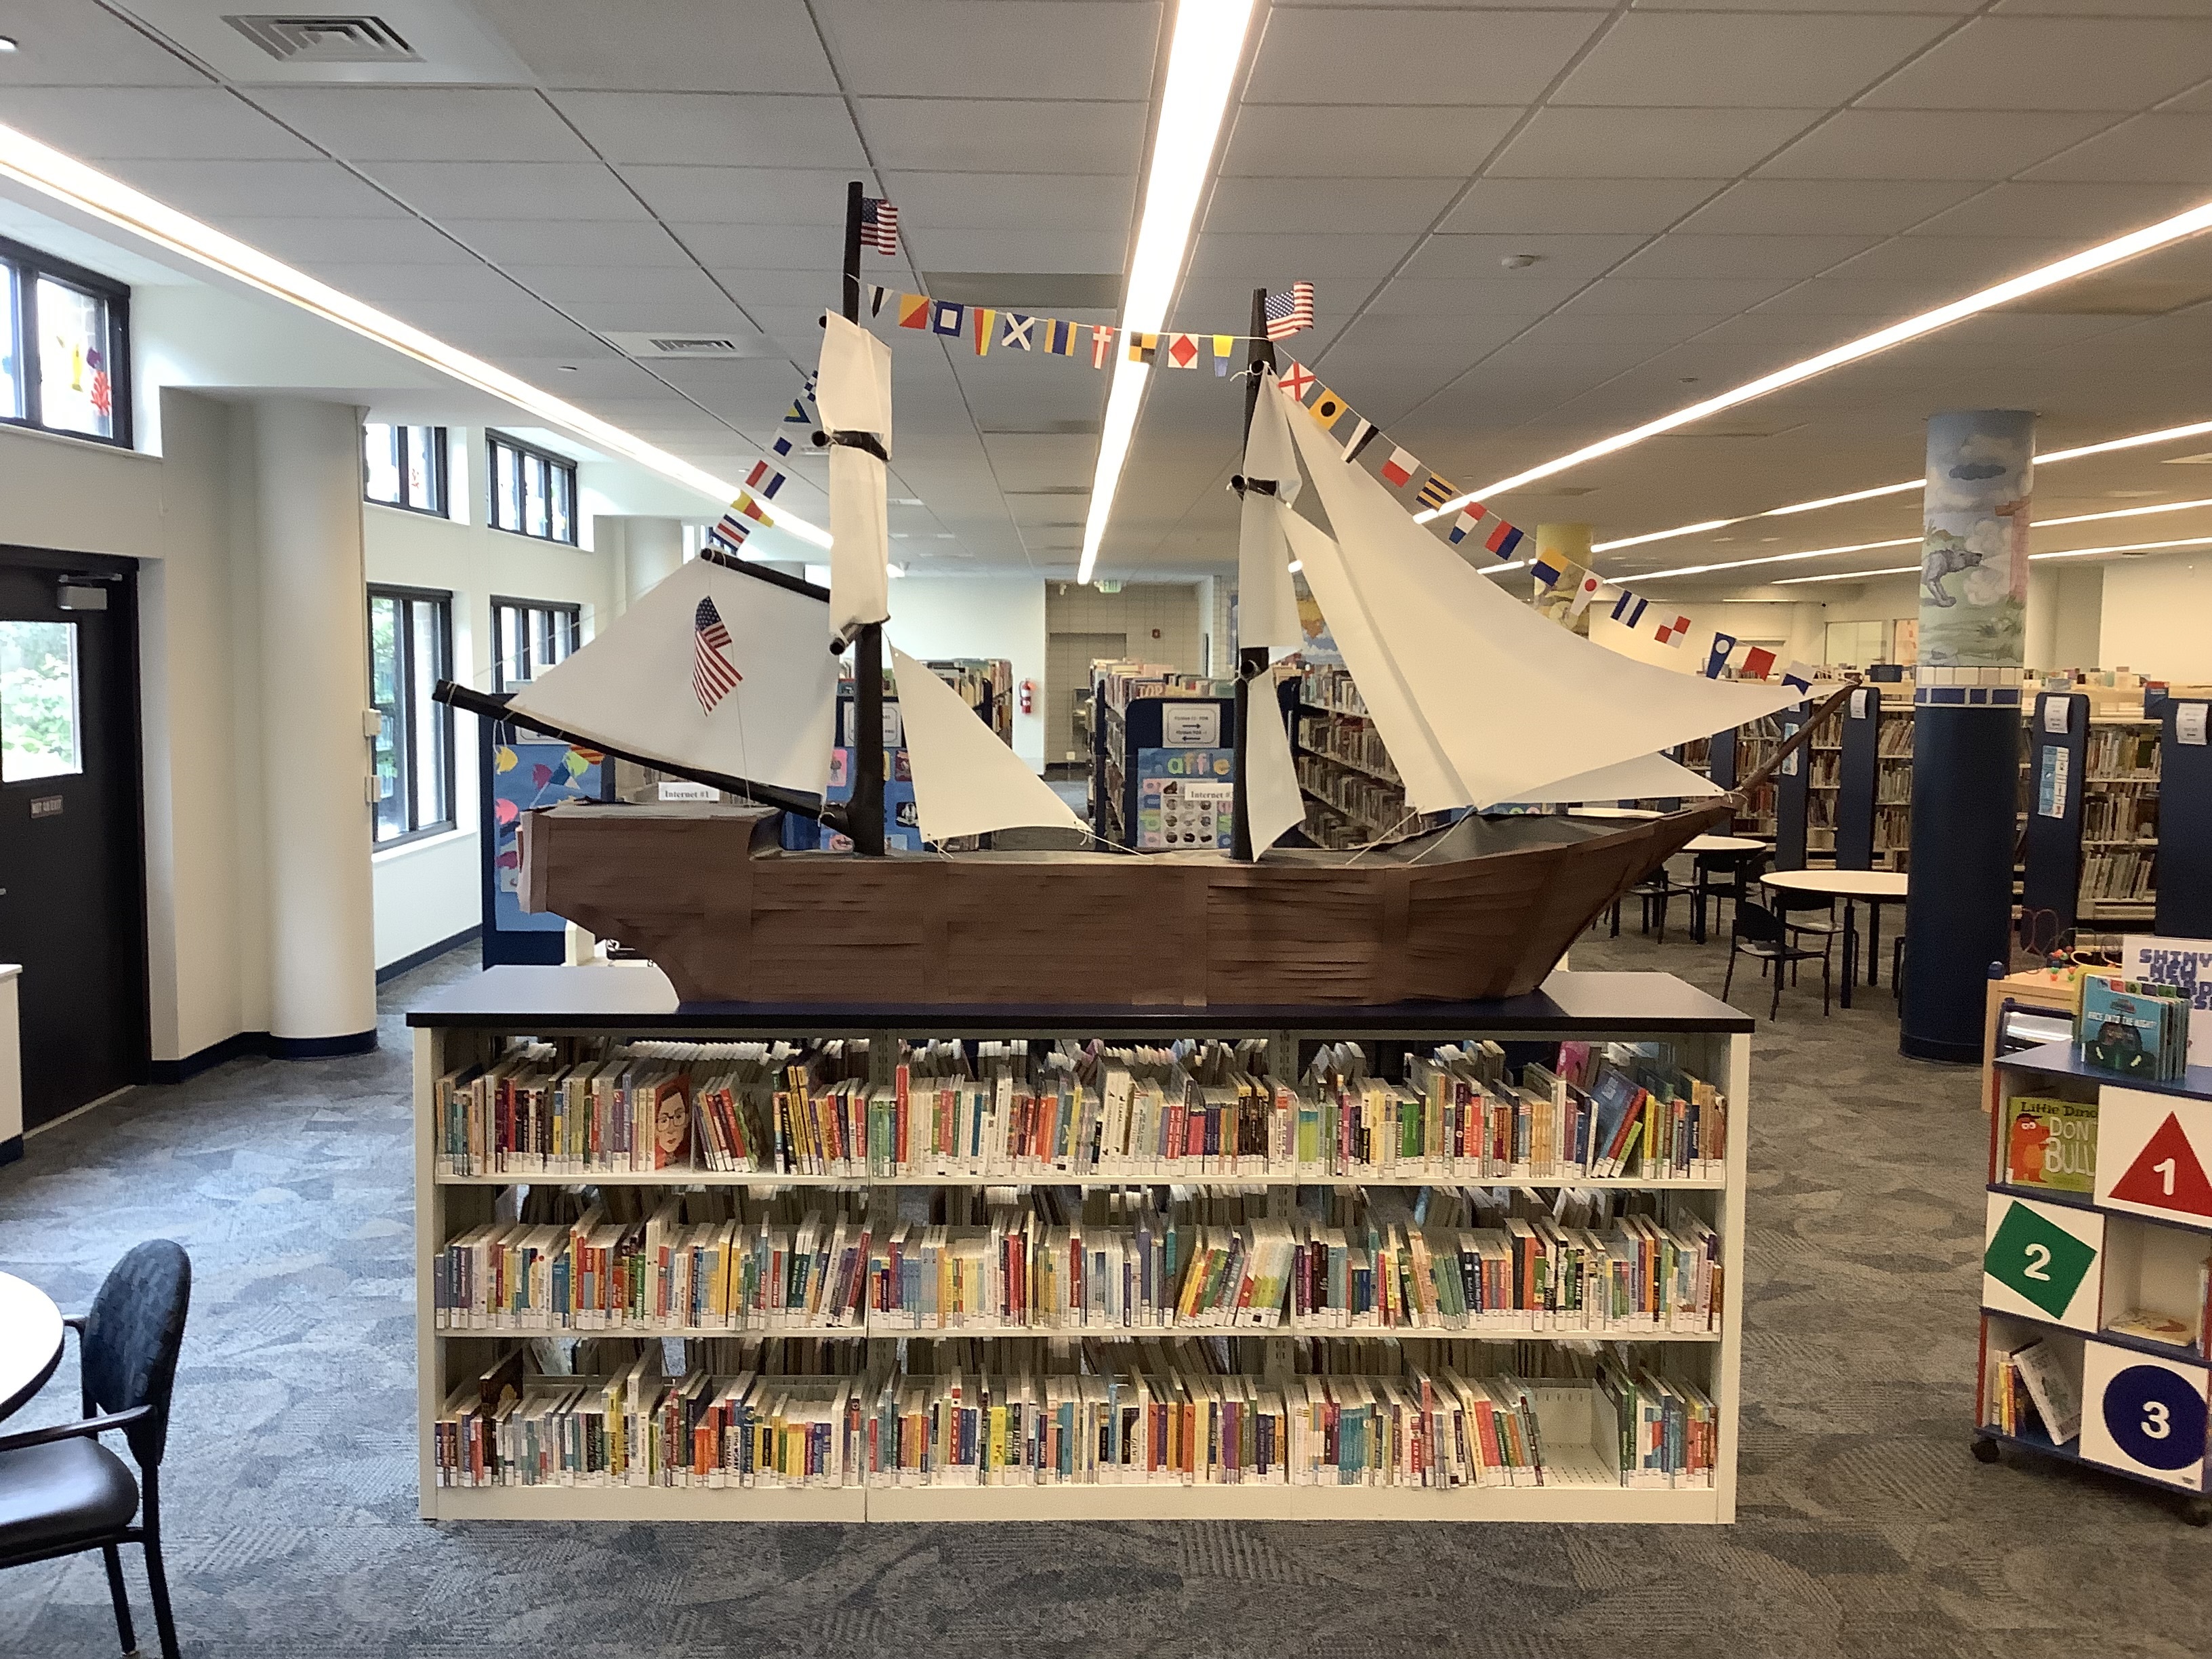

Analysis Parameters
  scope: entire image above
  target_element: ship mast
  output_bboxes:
[836,179,887,857]
[1229,286,1278,861]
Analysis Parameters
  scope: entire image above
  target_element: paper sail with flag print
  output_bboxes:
[1263,280,1315,341]
[693,596,743,714]
[1704,633,1738,679]
[1741,645,1778,681]
[859,196,899,255]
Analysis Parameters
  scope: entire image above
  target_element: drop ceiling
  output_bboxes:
[5,0,2211,586]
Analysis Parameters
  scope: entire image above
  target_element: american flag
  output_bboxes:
[1263,281,1314,342]
[693,596,743,713]
[860,197,899,255]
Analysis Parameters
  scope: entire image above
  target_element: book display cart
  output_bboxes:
[1977,1042,2212,1524]
[1088,665,1240,851]
[410,965,1754,1525]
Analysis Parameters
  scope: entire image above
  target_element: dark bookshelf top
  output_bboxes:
[407,964,1757,1038]
[1996,1040,2212,1103]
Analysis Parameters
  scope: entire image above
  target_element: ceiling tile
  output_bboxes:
[1614,233,1884,280]
[0,1,209,85]
[859,98,1147,176]
[1368,276,1584,318]
[365,161,647,222]
[218,215,469,265]
[505,265,737,312]
[1439,178,1721,236]
[1222,103,1520,177]
[2022,112,2212,184]
[1906,179,2212,240]
[883,172,1137,232]
[814,1,1162,99]
[1404,232,1645,284]
[1185,232,1407,286]
[1492,108,1820,179]
[102,159,411,220]
[665,222,848,270]
[619,166,865,225]
[439,218,699,266]
[1559,276,1805,314]
[1677,179,1987,237]
[247,88,596,163]
[0,87,314,161]
[470,0,841,93]
[1206,176,1462,234]
[555,92,865,169]
[1825,234,2083,283]
[899,228,1130,274]
[1248,9,1603,104]
[1857,18,2212,111]
[1755,108,2118,182]
[1552,14,1953,107]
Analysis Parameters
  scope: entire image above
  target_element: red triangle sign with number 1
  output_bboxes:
[2109,1111,2212,1218]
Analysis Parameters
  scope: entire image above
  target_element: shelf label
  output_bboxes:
[2179,703,2207,747]
[1982,1192,2102,1329]
[2081,1343,2209,1490]
[2043,697,2071,737]
[2095,1088,2212,1227]
[1161,702,1221,747]
[1850,687,1870,720]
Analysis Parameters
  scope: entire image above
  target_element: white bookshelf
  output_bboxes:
[411,965,1753,1525]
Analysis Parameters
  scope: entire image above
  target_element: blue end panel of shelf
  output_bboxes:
[1994,1040,2212,1103]
[1837,687,1879,870]
[2022,692,2090,936]
[1708,726,1740,792]
[1774,706,1809,871]
[2158,695,2212,938]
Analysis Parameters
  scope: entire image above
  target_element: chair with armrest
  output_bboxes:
[1722,899,1831,1020]
[0,1240,190,1659]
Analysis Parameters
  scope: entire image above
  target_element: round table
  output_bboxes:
[1686,834,1766,855]
[0,1272,64,1422]
[1682,836,1770,942]
[1761,869,1910,1008]
[1568,806,1664,820]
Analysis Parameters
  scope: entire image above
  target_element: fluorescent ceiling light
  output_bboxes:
[1633,537,1920,582]
[1418,200,2212,522]
[0,120,832,550]
[1486,559,1530,575]
[1076,0,1257,584]
[2035,496,2212,529]
[1774,565,1917,586]
[2030,534,2212,561]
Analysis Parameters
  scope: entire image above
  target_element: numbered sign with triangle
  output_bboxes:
[1982,1192,2104,1330]
[2094,1086,2212,1229]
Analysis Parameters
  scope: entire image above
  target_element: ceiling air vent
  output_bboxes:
[603,331,773,359]
[224,14,420,62]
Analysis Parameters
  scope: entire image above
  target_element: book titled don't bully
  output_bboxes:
[2004,1094,2097,1192]
[2078,975,2190,1082]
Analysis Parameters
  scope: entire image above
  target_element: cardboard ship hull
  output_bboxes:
[519,798,1740,1006]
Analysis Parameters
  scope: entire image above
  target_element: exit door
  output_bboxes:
[0,550,146,1128]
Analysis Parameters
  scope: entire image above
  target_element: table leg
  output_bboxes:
[1867,899,1883,988]
[1841,900,1858,1010]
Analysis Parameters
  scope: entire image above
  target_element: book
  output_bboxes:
[2010,1340,2083,1443]
[2078,975,2190,1082]
[2105,1308,2196,1349]
[2001,1095,2097,1192]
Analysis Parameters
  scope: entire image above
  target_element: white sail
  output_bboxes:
[1277,506,1473,816]
[890,646,1081,842]
[1504,752,1724,805]
[1280,391,1804,810]
[1245,678,1307,853]
[506,556,839,796]
[817,313,893,640]
[1236,368,1304,659]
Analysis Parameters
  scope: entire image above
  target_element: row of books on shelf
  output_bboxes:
[1296,757,1404,838]
[2083,792,2159,843]
[433,1343,1716,1492]
[437,1037,1730,1185]
[1876,721,1914,758]
[432,1184,1723,1338]
[2080,849,2157,907]
[2078,975,2193,1082]
[1985,1338,2082,1441]
[2087,726,2162,779]
[1300,720,1401,784]
[1298,663,1368,717]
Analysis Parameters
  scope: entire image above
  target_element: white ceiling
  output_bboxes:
[2,0,2209,587]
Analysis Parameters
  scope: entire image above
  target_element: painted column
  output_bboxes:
[1902,409,2032,1061]
[1534,523,1594,634]
[254,398,378,1052]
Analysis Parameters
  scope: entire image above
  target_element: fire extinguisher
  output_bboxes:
[1019,679,1037,715]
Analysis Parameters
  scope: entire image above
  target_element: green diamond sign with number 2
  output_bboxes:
[1984,1195,2102,1325]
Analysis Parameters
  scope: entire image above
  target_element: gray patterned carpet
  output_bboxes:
[1,918,2206,1659]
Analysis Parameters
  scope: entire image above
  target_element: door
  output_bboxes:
[0,552,145,1127]
[1046,631,1126,767]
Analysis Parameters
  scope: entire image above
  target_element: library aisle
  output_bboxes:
[1,933,2200,1659]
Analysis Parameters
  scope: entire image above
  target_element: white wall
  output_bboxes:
[362,432,621,969]
[884,575,1049,770]
[2099,552,2212,682]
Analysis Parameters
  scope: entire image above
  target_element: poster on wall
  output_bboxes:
[490,737,605,934]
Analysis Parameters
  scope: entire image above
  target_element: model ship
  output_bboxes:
[438,188,1820,1008]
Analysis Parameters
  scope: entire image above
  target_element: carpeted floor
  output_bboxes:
[1,914,2205,1659]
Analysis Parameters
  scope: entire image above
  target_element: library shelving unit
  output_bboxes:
[1708,715,1781,840]
[1088,665,1238,851]
[1296,664,1417,849]
[1978,1041,2212,1523]
[2020,691,2089,938]
[410,964,1755,1524]
[1803,698,1845,864]
[1774,705,1812,869]
[2078,708,2160,924]
[2153,690,2210,938]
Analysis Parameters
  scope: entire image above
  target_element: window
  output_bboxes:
[363,423,449,516]
[0,236,131,447]
[487,432,577,544]
[367,586,454,845]
[491,598,581,693]
[0,619,81,782]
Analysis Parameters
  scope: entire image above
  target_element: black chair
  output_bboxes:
[1770,888,1841,987]
[1723,899,1831,1019]
[1692,847,1769,943]
[1624,859,1696,943]
[0,1241,190,1659]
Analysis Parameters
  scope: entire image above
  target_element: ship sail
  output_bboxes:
[502,555,840,797]
[1502,752,1723,805]
[1236,361,1304,660]
[818,312,894,641]
[1277,376,1803,810]
[889,645,1080,842]
[1245,674,1308,851]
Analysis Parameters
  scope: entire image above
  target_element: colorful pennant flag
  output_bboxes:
[1279,361,1316,401]
[1090,325,1116,368]
[708,504,752,552]
[1044,319,1080,356]
[1704,632,1738,678]
[1128,333,1158,365]
[736,492,773,525]
[1416,474,1455,511]
[1309,387,1347,430]
[930,300,966,338]
[1782,660,1815,692]
[1002,312,1036,351]
[1379,447,1418,489]
[1212,334,1235,377]
[898,293,930,330]
[859,197,899,255]
[744,457,785,498]
[1567,571,1604,618]
[1165,333,1201,369]
[1654,614,1693,647]
[1485,521,1523,558]
[972,307,995,356]
[1742,645,1778,681]
[865,283,890,316]
[1530,551,1566,589]
[1613,593,1647,629]
[1446,509,1479,546]
[1263,280,1315,341]
[1340,417,1378,462]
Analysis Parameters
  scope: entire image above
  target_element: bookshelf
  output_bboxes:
[1978,1042,2212,1523]
[1296,663,1415,848]
[2154,693,2209,938]
[410,964,1755,1524]
[1089,663,1238,851]
[2079,712,2160,923]
[2021,692,2089,937]
[1708,715,1781,840]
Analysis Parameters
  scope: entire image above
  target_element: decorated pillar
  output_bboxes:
[1902,409,2032,1061]
[1533,523,1594,634]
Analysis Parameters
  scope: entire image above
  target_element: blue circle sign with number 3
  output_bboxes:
[2102,1364,2209,1472]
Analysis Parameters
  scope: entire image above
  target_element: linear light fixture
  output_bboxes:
[0,120,833,550]
[1774,533,2212,585]
[1076,0,1258,584]
[1417,199,2212,519]
[1591,418,2212,556]
[1773,565,1917,586]
[1486,558,1530,575]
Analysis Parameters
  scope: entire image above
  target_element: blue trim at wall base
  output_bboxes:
[148,1027,379,1084]
[0,1134,21,1167]
[376,925,480,985]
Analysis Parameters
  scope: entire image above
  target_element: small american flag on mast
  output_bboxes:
[859,197,899,255]
[1263,281,1314,342]
[693,596,743,714]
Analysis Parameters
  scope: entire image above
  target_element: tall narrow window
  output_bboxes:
[487,432,579,545]
[490,598,581,693]
[363,423,449,516]
[367,586,455,844]
[0,237,130,447]
[0,619,81,782]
